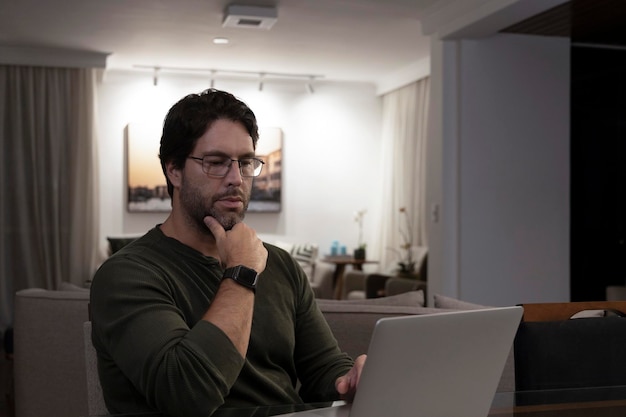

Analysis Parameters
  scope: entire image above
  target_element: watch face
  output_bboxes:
[225,265,258,289]
[236,266,258,286]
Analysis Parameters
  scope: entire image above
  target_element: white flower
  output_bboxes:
[387,207,416,273]
[354,209,367,249]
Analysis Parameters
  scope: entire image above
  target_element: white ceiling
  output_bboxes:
[0,0,438,84]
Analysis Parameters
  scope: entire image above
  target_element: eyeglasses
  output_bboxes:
[187,155,265,177]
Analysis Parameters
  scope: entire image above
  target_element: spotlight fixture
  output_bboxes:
[152,67,160,86]
[258,73,265,91]
[305,76,315,94]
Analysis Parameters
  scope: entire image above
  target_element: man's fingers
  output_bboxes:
[204,216,225,241]
[336,354,367,401]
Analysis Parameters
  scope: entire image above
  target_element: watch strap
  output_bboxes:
[223,265,258,292]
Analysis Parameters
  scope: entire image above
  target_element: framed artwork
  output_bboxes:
[126,122,170,212]
[249,127,282,212]
[126,123,282,213]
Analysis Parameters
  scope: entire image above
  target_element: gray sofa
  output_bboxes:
[13,288,91,417]
[12,288,515,417]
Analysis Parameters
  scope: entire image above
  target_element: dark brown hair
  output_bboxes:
[159,89,259,197]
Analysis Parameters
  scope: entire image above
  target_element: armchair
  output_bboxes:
[343,272,396,300]
[342,270,366,299]
[385,277,427,298]
[308,260,335,299]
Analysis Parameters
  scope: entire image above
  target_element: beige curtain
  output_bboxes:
[0,66,100,329]
[376,78,430,273]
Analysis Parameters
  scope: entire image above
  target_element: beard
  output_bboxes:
[179,176,249,234]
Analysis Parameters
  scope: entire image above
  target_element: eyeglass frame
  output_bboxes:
[187,155,265,178]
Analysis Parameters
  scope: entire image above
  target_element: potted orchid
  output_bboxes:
[390,207,416,276]
[353,209,367,260]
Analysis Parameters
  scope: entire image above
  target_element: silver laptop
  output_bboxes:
[274,306,523,417]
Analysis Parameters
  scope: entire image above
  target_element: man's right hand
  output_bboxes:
[204,216,267,274]
[202,216,267,357]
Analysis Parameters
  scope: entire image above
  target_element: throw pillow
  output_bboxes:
[58,282,90,292]
[291,243,319,265]
[290,243,319,279]
[433,293,490,310]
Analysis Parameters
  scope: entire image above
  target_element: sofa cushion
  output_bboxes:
[317,291,442,359]
[58,281,90,292]
[433,293,489,310]
[107,236,139,254]
[322,290,425,308]
[318,304,425,359]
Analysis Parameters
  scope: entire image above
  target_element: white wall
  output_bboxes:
[96,71,384,260]
[427,33,571,306]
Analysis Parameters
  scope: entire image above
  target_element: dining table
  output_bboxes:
[319,256,379,299]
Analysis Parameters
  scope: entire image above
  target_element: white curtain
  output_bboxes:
[375,78,430,273]
[0,66,100,329]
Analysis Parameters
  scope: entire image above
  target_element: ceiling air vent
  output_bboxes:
[222,4,278,30]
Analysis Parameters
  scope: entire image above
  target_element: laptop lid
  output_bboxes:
[273,306,522,417]
[348,306,523,417]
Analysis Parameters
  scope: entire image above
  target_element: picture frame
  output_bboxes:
[126,123,282,213]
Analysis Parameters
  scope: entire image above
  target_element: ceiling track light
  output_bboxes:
[134,65,323,92]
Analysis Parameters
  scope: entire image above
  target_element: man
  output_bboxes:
[90,89,366,417]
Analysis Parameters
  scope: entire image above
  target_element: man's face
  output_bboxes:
[178,119,254,232]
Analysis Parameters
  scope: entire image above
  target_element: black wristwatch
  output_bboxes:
[223,265,259,292]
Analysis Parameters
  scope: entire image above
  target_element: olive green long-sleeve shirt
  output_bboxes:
[90,226,353,417]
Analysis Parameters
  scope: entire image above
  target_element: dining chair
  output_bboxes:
[519,300,626,321]
[342,271,390,299]
[514,301,626,391]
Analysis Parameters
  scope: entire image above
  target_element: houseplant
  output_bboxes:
[353,209,367,260]
[390,207,417,277]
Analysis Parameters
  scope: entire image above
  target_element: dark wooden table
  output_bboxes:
[489,386,626,416]
[104,386,626,417]
[320,256,378,299]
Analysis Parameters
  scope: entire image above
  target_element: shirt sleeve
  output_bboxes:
[90,255,244,417]
[285,257,354,401]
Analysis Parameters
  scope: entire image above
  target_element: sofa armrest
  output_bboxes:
[309,260,334,299]
[14,289,91,417]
